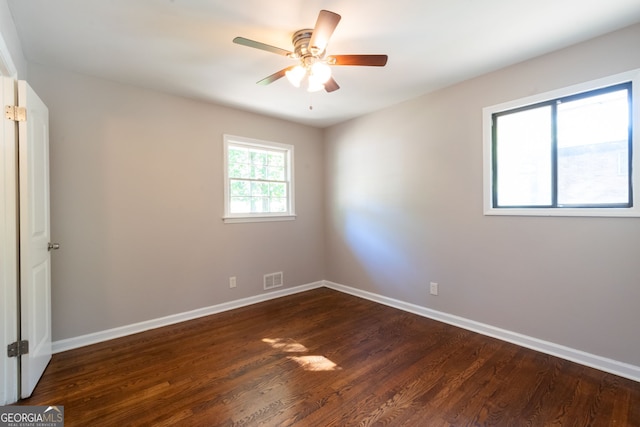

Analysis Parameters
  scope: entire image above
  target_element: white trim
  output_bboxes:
[0,75,18,405]
[223,214,296,224]
[323,281,640,383]
[0,25,18,404]
[483,68,640,217]
[52,280,640,383]
[52,281,324,354]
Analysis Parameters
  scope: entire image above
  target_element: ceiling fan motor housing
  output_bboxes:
[291,29,321,60]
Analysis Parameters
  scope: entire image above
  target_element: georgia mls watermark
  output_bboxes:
[0,406,63,427]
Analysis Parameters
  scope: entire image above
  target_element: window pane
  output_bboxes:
[270,182,286,198]
[230,180,250,196]
[495,106,553,206]
[251,182,269,197]
[270,198,287,212]
[251,197,270,213]
[251,151,268,165]
[268,166,285,181]
[557,89,630,205]
[228,147,249,164]
[230,197,251,213]
[229,162,250,179]
[268,153,285,167]
[251,166,268,180]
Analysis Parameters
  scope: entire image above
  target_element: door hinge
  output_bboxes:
[5,105,27,122]
[7,340,29,358]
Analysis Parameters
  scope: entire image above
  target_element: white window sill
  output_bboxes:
[223,215,297,224]
[484,207,640,218]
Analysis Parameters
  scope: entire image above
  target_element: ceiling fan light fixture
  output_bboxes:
[307,81,324,92]
[285,65,306,87]
[307,75,325,92]
[310,62,332,84]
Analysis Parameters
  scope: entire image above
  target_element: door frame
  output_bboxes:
[0,30,19,406]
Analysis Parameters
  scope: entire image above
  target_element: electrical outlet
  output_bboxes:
[429,282,438,296]
[229,276,236,288]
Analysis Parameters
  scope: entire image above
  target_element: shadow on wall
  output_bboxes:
[327,126,436,298]
[338,203,429,296]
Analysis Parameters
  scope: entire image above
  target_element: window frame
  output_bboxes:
[483,69,640,217]
[223,134,296,223]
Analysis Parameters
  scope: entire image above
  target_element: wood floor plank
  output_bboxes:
[17,288,640,426]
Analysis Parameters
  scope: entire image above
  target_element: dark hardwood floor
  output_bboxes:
[19,288,640,426]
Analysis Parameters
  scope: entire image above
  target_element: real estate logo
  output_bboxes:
[0,406,64,427]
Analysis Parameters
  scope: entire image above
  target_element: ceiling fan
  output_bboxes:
[233,10,388,93]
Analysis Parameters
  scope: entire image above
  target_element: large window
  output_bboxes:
[223,135,295,223]
[483,70,639,217]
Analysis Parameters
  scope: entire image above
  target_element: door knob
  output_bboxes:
[47,242,60,251]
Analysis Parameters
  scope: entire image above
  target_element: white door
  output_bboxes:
[18,80,52,398]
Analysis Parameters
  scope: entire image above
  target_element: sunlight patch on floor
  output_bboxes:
[262,338,341,371]
[288,355,341,371]
[262,338,309,352]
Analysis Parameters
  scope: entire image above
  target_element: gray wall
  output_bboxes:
[324,23,640,367]
[28,65,325,341]
[0,0,25,77]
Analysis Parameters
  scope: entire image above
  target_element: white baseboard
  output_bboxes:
[52,281,324,354]
[322,280,640,383]
[53,279,640,383]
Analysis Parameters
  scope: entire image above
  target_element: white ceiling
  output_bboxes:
[8,0,640,128]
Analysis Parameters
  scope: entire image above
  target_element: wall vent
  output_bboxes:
[263,272,283,290]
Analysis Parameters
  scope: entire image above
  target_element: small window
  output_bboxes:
[223,135,295,223]
[483,70,639,217]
